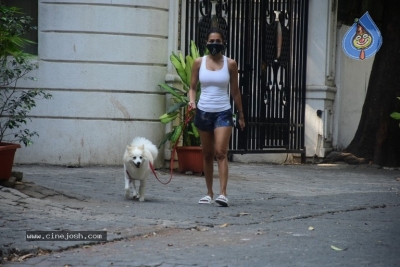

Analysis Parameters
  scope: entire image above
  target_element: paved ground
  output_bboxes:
[0,162,399,267]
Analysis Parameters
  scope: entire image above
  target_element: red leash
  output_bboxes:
[153,105,196,185]
[126,162,172,185]
[128,106,196,185]
[149,161,172,185]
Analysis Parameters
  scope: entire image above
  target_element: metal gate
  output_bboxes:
[182,0,308,160]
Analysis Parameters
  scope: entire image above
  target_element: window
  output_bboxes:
[2,0,38,55]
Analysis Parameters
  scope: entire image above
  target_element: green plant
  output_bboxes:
[390,97,400,124]
[159,41,202,149]
[0,4,52,146]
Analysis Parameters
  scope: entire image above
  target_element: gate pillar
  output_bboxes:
[305,0,337,158]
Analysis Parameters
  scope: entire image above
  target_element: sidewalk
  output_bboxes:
[1,162,399,266]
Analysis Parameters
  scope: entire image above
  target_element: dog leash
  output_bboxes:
[147,105,195,185]
[149,162,172,185]
[154,105,196,185]
[126,163,172,185]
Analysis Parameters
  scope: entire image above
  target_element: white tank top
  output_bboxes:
[197,55,231,112]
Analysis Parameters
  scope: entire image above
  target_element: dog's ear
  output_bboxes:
[143,149,154,165]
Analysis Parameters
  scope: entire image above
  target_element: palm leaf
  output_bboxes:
[390,112,400,120]
[159,83,185,101]
[191,122,199,138]
[190,40,200,59]
[179,52,186,69]
[170,53,187,83]
[185,55,194,87]
[170,51,180,62]
[158,131,173,149]
[167,102,187,114]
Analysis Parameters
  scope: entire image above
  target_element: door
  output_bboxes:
[182,0,308,160]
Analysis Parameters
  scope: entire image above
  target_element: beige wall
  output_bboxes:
[13,0,171,166]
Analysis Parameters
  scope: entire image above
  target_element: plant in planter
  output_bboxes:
[158,41,203,172]
[0,4,52,180]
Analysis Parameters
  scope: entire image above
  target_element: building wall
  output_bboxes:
[332,24,375,150]
[14,0,170,166]
[305,0,375,158]
[12,0,373,165]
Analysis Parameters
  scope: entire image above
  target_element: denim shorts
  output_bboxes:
[194,108,234,132]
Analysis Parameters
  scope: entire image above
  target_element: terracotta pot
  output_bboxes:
[176,146,204,173]
[0,142,21,180]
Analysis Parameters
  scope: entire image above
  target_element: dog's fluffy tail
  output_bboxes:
[130,137,158,164]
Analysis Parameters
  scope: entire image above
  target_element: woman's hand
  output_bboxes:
[238,116,245,131]
[189,102,197,110]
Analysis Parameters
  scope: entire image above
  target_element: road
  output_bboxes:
[1,162,399,266]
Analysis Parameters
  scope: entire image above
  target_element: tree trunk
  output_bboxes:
[341,0,400,167]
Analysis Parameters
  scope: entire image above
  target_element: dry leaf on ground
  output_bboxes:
[18,253,34,261]
[331,245,347,251]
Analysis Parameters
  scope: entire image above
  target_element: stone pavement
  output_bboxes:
[0,162,400,266]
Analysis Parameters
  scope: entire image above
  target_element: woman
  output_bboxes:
[188,27,245,207]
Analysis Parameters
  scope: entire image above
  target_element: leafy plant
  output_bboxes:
[159,41,202,148]
[0,4,35,60]
[0,4,52,146]
[390,97,400,124]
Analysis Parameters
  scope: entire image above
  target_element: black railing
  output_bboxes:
[183,0,308,160]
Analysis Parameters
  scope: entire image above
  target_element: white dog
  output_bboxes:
[123,137,158,202]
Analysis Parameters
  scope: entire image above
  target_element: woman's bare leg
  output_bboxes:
[213,126,232,196]
[199,130,215,198]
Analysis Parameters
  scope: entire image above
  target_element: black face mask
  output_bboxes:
[206,43,224,55]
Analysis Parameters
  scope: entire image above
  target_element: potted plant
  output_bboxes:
[0,4,52,180]
[158,41,203,173]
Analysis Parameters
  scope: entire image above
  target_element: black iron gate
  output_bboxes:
[182,0,308,160]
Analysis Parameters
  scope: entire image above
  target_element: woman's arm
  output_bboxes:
[188,57,202,109]
[228,58,245,130]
